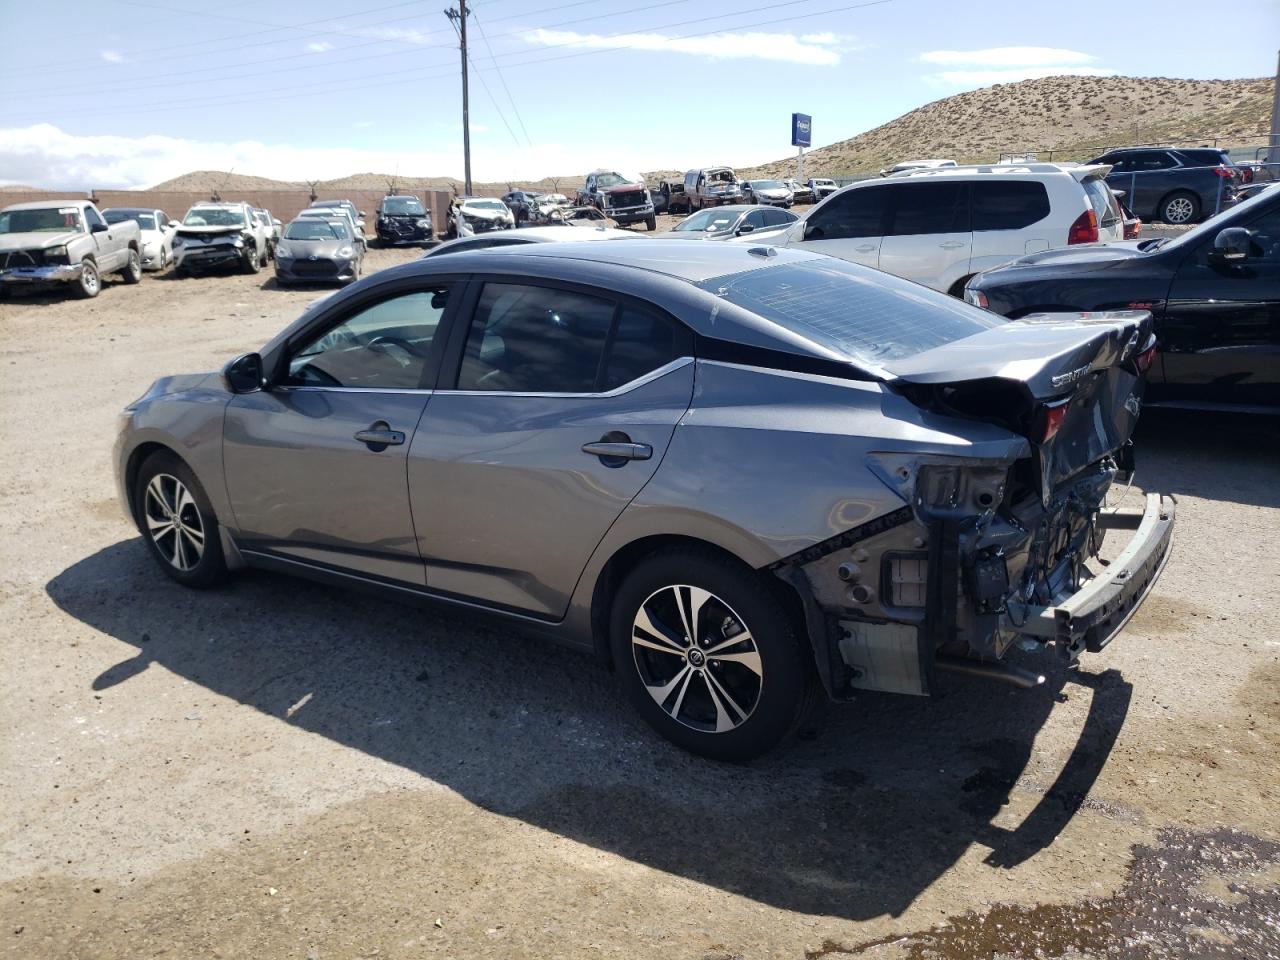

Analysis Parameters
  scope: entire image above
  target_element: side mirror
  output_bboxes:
[1213,227,1252,262]
[803,223,824,241]
[224,352,265,394]
[736,223,756,235]
[359,211,367,218]
[167,220,179,228]
[91,222,108,233]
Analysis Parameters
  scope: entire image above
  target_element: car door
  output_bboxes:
[969,179,1053,271]
[785,185,889,268]
[877,181,972,291]
[222,279,456,584]
[83,205,123,270]
[407,279,696,617]
[735,208,769,237]
[1158,202,1280,407]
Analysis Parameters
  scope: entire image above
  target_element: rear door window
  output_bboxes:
[971,181,1051,230]
[884,182,969,235]
[604,305,693,390]
[1132,151,1178,171]
[1082,177,1122,227]
[804,187,889,239]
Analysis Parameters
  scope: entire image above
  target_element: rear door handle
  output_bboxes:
[854,244,876,253]
[939,240,966,249]
[582,440,652,461]
[354,420,405,448]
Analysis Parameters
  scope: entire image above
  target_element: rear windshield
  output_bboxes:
[695,258,1001,368]
[1082,177,1121,226]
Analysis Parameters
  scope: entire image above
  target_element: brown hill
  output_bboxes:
[742,75,1275,179]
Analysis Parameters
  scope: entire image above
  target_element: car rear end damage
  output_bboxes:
[771,309,1173,699]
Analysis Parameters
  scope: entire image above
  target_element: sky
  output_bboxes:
[0,0,1276,189]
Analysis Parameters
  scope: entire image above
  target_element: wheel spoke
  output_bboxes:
[704,628,752,656]
[145,512,170,534]
[704,669,749,731]
[675,585,712,643]
[180,521,204,546]
[146,476,172,516]
[668,668,695,721]
[179,526,204,561]
[709,649,763,677]
[170,526,188,569]
[633,604,685,652]
[175,484,194,519]
[632,633,685,657]
[645,663,692,709]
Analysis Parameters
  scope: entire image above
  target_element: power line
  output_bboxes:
[471,7,532,148]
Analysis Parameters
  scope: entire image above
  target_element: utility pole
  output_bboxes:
[1269,49,1280,167]
[445,1,472,194]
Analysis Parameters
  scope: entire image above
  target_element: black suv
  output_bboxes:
[1088,147,1239,225]
[374,195,434,246]
[966,186,1280,412]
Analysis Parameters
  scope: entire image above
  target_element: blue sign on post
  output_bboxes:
[791,113,812,148]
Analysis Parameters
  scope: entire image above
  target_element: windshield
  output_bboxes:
[751,180,786,190]
[672,209,739,233]
[696,258,1001,368]
[596,173,638,188]
[0,207,84,234]
[463,199,508,213]
[286,220,348,240]
[183,207,244,227]
[381,197,425,216]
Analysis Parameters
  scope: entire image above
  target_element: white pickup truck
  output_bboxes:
[0,200,142,299]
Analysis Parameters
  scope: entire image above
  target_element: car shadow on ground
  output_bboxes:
[47,541,1131,923]
[1133,409,1280,509]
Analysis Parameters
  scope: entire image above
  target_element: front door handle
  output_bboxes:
[939,240,966,249]
[855,244,876,253]
[582,437,652,464]
[354,420,405,449]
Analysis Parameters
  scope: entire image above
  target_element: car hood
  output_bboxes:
[755,189,789,197]
[177,224,248,237]
[1002,242,1149,269]
[460,207,509,220]
[601,184,643,193]
[279,238,350,256]
[133,371,223,405]
[0,231,81,251]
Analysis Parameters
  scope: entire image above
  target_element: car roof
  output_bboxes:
[102,207,159,215]
[875,163,1105,182]
[434,237,822,282]
[2,200,92,211]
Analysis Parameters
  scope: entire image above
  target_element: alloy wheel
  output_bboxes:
[1165,196,1195,223]
[144,473,205,571]
[630,585,763,733]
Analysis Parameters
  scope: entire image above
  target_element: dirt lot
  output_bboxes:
[1,235,1278,960]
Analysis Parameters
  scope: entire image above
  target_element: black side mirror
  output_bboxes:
[736,223,756,235]
[1213,227,1252,262]
[803,224,824,241]
[224,352,265,394]
[91,222,108,233]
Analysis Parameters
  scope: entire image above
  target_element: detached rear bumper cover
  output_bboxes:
[1008,493,1175,657]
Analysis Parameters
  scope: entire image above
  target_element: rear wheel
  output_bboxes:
[120,249,142,284]
[75,259,100,298]
[134,452,228,588]
[610,548,814,761]
[1160,190,1200,225]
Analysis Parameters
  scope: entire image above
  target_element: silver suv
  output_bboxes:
[172,202,270,276]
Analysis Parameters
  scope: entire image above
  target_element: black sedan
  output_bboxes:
[966,188,1280,412]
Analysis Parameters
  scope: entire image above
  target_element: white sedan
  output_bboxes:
[102,207,177,271]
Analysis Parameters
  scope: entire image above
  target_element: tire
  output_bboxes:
[133,451,228,588]
[75,259,100,299]
[645,214,657,231]
[120,248,142,284]
[609,547,815,761]
[242,244,261,274]
[1160,190,1200,225]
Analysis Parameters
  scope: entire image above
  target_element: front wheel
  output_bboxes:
[242,244,261,274]
[134,451,228,588]
[75,259,100,298]
[645,214,657,231]
[610,548,814,761]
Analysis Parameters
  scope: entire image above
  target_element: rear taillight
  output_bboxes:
[966,288,989,309]
[1134,344,1157,375]
[1241,167,1254,184]
[1124,217,1142,240]
[1213,165,1234,179]
[1035,398,1072,443]
[1068,208,1098,245]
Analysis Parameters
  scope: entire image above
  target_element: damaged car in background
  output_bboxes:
[577,171,657,230]
[172,202,269,277]
[375,194,434,246]
[445,196,515,238]
[113,243,1171,760]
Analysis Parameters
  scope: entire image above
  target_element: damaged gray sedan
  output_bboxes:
[114,242,1173,760]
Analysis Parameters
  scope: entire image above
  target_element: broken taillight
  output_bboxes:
[1067,208,1099,245]
[1134,343,1158,375]
[1036,398,1072,443]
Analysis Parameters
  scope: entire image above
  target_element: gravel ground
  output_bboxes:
[1,235,1277,960]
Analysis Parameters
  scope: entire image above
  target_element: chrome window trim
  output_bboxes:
[433,356,694,399]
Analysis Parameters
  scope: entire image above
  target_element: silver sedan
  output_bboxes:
[114,242,1172,759]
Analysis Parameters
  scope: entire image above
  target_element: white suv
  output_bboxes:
[774,164,1123,294]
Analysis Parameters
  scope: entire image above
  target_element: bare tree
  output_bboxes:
[306,180,320,204]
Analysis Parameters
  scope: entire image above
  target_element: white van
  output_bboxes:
[773,163,1123,295]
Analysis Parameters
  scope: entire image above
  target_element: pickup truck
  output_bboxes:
[0,200,142,299]
[577,171,656,229]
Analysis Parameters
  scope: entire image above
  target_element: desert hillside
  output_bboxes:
[742,75,1275,178]
[147,74,1275,192]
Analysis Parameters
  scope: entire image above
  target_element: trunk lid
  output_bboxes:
[884,310,1154,488]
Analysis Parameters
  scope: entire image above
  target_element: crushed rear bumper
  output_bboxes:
[1005,493,1175,658]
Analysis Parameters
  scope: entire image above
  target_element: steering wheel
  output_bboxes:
[368,334,419,368]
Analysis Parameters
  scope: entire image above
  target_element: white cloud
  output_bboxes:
[354,120,375,129]
[306,41,335,53]
[361,26,439,46]
[526,28,842,66]
[928,66,1118,86]
[100,50,126,63]
[0,123,721,189]
[919,47,1098,67]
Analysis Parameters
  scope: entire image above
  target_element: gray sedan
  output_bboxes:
[274,218,363,286]
[664,204,798,240]
[114,242,1172,759]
